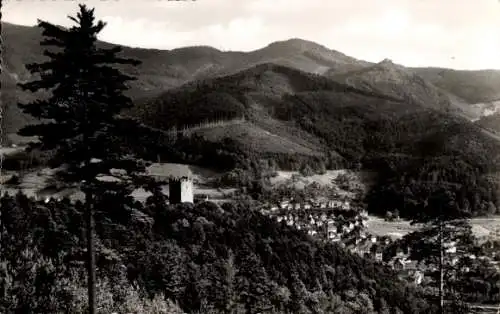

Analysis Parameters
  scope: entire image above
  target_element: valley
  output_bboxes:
[4,9,500,312]
[4,143,500,245]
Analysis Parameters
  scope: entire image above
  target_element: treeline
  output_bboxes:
[132,128,337,175]
[456,240,500,304]
[366,152,500,218]
[365,120,500,218]
[0,192,438,313]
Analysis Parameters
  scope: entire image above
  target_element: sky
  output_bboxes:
[4,0,500,70]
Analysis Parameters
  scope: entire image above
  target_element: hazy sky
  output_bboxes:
[4,0,500,70]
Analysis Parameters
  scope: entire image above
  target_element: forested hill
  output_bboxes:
[130,63,500,219]
[1,192,436,313]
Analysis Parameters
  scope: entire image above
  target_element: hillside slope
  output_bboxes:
[475,113,500,134]
[134,63,500,168]
[413,67,500,104]
[327,59,479,120]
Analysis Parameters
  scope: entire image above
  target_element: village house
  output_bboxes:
[411,270,424,285]
[397,260,424,285]
[391,257,407,271]
[354,241,372,255]
[308,230,317,236]
[331,200,343,208]
[320,213,327,221]
[348,222,355,231]
[328,231,338,240]
[260,209,270,215]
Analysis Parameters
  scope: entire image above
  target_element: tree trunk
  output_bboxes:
[85,191,96,314]
[439,219,444,314]
[80,83,95,314]
[0,0,3,254]
[0,0,3,187]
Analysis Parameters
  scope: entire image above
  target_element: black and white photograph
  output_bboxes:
[2,0,500,313]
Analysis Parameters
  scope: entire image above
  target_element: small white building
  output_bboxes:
[332,200,342,208]
[412,271,424,285]
[308,230,317,236]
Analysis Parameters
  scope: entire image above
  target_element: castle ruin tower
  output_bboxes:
[169,175,194,204]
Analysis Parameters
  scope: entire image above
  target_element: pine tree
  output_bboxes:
[401,172,476,313]
[17,4,157,313]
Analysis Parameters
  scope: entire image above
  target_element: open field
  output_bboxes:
[269,169,377,200]
[0,161,235,203]
[366,215,500,241]
[0,147,22,156]
[198,121,323,156]
[270,170,350,187]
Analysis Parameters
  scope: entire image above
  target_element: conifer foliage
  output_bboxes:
[18,4,147,188]
[16,4,155,313]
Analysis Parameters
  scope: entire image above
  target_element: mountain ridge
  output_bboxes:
[3,21,500,101]
[3,21,500,147]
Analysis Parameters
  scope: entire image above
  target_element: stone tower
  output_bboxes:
[169,176,193,204]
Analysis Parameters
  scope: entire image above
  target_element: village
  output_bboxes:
[258,194,500,288]
[257,197,427,285]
